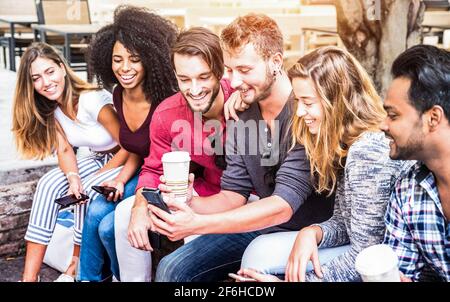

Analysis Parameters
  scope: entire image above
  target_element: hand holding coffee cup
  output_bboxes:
[159,173,195,204]
[355,244,401,282]
[160,151,191,203]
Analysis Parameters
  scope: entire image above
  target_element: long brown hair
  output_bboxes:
[12,42,97,160]
[288,46,386,194]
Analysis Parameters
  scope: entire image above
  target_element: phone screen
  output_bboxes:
[55,193,89,208]
[92,185,117,196]
[142,188,171,213]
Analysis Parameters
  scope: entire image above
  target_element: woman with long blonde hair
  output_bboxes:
[237,46,411,282]
[12,42,128,282]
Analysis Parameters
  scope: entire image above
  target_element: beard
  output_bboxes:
[388,121,424,160]
[252,66,275,103]
[390,136,424,160]
[185,81,220,114]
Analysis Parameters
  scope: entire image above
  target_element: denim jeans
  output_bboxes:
[78,173,139,281]
[155,232,262,282]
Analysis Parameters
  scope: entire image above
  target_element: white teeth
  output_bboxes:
[45,86,56,92]
[304,120,314,125]
[121,75,136,81]
[190,92,207,100]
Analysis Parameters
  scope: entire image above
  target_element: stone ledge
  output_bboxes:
[0,163,56,186]
[0,164,56,257]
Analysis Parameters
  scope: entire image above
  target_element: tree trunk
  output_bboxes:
[335,0,425,95]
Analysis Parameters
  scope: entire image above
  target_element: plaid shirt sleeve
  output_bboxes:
[383,181,425,281]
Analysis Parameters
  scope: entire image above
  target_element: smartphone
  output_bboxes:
[148,231,161,249]
[142,188,171,213]
[92,185,117,197]
[228,273,256,282]
[55,193,89,208]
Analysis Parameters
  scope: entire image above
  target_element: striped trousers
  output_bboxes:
[25,152,123,246]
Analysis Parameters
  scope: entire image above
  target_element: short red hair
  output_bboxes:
[220,13,283,60]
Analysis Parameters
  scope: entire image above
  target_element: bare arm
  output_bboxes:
[150,194,293,241]
[96,104,129,173]
[113,153,142,184]
[101,153,142,201]
[188,190,247,214]
[193,195,293,234]
[56,126,78,176]
[55,124,83,197]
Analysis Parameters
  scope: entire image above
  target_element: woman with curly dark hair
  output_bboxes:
[78,5,179,282]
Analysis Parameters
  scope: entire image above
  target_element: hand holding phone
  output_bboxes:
[228,273,256,282]
[142,188,171,213]
[92,185,117,197]
[55,193,89,208]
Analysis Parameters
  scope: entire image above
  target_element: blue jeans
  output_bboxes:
[78,173,139,281]
[155,232,262,282]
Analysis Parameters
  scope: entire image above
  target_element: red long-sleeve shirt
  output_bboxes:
[136,79,233,196]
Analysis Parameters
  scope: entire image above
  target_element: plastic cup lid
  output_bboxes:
[161,151,191,163]
[355,244,399,276]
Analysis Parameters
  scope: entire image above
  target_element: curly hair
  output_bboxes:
[88,5,179,104]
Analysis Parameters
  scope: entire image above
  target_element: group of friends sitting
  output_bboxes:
[11,5,450,282]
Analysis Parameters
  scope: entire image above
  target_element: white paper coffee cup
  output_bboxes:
[161,151,191,203]
[355,244,401,282]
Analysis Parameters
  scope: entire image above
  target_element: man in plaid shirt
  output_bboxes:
[380,45,450,282]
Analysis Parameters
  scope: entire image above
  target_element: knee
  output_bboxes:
[85,198,109,223]
[36,171,62,194]
[114,198,133,233]
[98,214,115,242]
[241,236,271,271]
[155,253,188,282]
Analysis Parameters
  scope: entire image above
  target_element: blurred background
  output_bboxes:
[1,0,449,89]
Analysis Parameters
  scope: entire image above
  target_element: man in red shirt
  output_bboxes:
[114,27,235,281]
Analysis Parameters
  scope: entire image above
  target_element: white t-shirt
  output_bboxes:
[54,89,117,151]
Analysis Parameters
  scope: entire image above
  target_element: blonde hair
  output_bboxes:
[12,42,98,160]
[288,46,386,194]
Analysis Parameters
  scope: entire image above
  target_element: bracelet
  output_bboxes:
[66,172,80,179]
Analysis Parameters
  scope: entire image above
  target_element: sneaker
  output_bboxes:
[54,273,75,282]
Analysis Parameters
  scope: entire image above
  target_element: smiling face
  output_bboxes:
[224,43,275,105]
[30,57,66,104]
[174,53,220,114]
[380,77,425,160]
[112,41,145,90]
[292,77,323,135]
